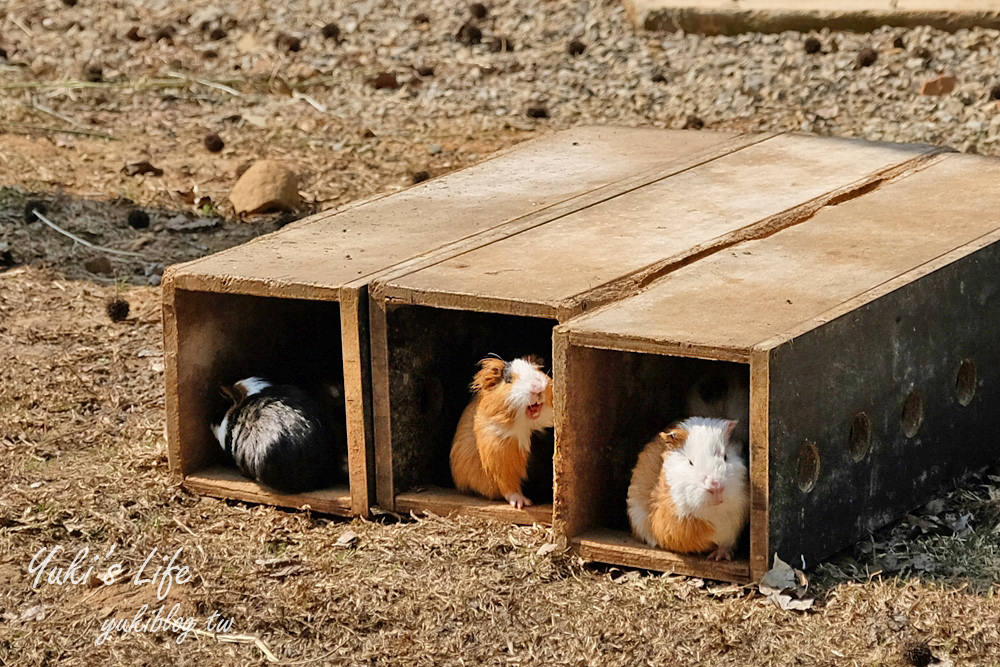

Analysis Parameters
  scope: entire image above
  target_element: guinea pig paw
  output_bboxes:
[707,545,734,561]
[505,492,533,509]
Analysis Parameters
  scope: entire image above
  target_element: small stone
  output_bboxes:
[153,26,175,43]
[803,36,821,54]
[276,33,302,52]
[84,255,113,276]
[321,22,340,40]
[920,74,956,96]
[683,114,705,130]
[526,105,549,119]
[122,161,163,177]
[148,274,161,287]
[856,47,877,68]
[124,26,144,42]
[469,2,488,19]
[893,36,906,49]
[229,160,300,215]
[106,298,130,322]
[413,12,430,24]
[127,209,150,229]
[24,200,47,223]
[567,39,586,56]
[0,245,15,269]
[204,133,225,152]
[209,27,227,41]
[488,36,514,52]
[428,143,442,155]
[456,22,482,45]
[83,64,103,82]
[411,170,430,184]
[369,72,399,89]
[902,640,933,667]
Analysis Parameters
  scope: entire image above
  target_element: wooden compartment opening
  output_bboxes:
[554,344,752,581]
[168,289,353,515]
[381,304,557,523]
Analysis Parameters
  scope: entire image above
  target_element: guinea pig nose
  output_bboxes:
[706,479,723,493]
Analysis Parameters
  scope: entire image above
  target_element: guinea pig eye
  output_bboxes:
[688,459,693,466]
[724,453,728,462]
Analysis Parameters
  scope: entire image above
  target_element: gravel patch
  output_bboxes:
[3,1,1000,161]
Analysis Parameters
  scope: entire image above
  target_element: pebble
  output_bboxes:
[428,143,443,155]
[229,160,300,215]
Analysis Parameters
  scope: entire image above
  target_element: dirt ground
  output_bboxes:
[3,0,1000,665]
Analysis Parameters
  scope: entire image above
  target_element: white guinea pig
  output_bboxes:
[627,417,749,560]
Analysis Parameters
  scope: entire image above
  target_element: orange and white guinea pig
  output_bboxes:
[626,417,749,561]
[449,356,554,509]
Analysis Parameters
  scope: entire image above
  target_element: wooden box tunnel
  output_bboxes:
[162,125,754,516]
[370,131,946,527]
[553,151,1000,583]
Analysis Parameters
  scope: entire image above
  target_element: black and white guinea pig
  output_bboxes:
[211,377,348,494]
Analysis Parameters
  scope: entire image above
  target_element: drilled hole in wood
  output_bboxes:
[956,359,976,407]
[848,412,872,461]
[901,391,924,438]
[796,441,820,493]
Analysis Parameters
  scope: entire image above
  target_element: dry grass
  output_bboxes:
[4,0,1000,663]
[1,267,999,666]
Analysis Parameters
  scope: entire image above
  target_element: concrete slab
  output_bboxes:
[625,0,1000,34]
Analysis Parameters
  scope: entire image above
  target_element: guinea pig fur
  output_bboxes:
[449,356,554,509]
[211,377,347,494]
[626,417,749,561]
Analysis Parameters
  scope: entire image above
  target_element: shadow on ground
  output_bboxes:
[0,186,296,285]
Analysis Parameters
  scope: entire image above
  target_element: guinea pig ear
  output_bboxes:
[471,357,506,393]
[218,383,238,405]
[724,419,739,440]
[523,354,546,369]
[657,426,688,449]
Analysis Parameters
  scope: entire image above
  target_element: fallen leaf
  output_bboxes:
[611,570,642,585]
[164,215,218,232]
[906,513,939,533]
[759,553,797,593]
[925,499,946,515]
[122,161,163,177]
[944,512,972,536]
[759,553,814,612]
[18,605,46,622]
[815,104,839,120]
[536,543,558,557]
[907,553,936,572]
[334,530,358,548]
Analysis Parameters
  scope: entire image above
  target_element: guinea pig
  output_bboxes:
[211,377,348,494]
[449,355,554,509]
[626,417,748,561]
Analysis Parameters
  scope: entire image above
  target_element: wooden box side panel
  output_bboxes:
[340,286,375,515]
[165,287,344,480]
[552,339,610,540]
[766,239,1000,567]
